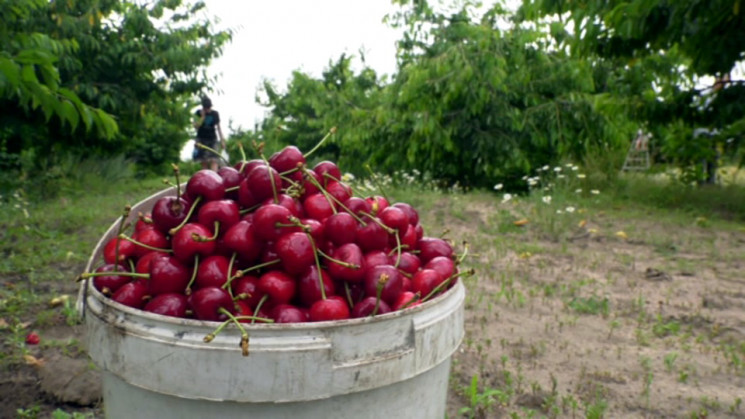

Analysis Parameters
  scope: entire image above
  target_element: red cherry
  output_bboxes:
[343,197,371,218]
[112,280,149,309]
[269,145,306,173]
[424,256,456,281]
[135,251,167,275]
[324,212,357,246]
[171,223,216,263]
[365,195,389,216]
[223,220,263,264]
[186,169,226,202]
[237,177,260,208]
[417,237,454,263]
[253,204,294,242]
[325,181,352,203]
[275,231,316,275]
[364,250,390,269]
[356,219,389,252]
[297,265,335,307]
[195,255,233,289]
[131,228,169,258]
[299,169,322,200]
[379,206,409,233]
[392,251,421,277]
[217,166,242,200]
[309,296,350,321]
[234,300,254,323]
[327,243,365,283]
[151,196,191,235]
[352,296,392,318]
[197,199,240,235]
[258,271,296,304]
[392,291,422,311]
[231,275,265,309]
[134,213,155,233]
[393,202,419,226]
[144,293,188,318]
[246,164,281,202]
[25,332,40,345]
[103,236,137,265]
[411,269,444,298]
[264,193,304,218]
[148,255,190,296]
[272,304,308,323]
[303,193,335,221]
[313,161,342,185]
[234,159,264,177]
[363,264,403,305]
[190,286,234,321]
[92,263,131,295]
[300,218,325,244]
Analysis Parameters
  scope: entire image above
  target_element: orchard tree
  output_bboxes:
[518,0,745,181]
[0,0,231,175]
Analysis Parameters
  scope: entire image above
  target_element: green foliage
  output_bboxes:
[1,0,231,189]
[518,0,745,180]
[250,3,632,189]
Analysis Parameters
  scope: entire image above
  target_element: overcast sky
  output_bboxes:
[199,1,404,133]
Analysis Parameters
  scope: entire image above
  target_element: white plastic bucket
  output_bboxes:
[78,187,465,419]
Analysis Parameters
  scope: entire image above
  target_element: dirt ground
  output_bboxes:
[2,196,744,419]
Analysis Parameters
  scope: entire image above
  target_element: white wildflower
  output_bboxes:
[553,166,562,172]
[577,173,586,179]
[571,165,579,171]
[591,189,600,195]
[575,189,582,193]
[494,183,503,191]
[341,173,355,182]
[542,196,552,204]
[502,193,513,203]
[556,209,563,214]
[557,174,565,179]
[542,165,549,171]
[528,177,538,186]
[565,206,576,213]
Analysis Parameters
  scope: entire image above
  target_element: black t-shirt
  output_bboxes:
[195,109,220,140]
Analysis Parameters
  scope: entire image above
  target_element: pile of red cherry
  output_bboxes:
[83,145,462,326]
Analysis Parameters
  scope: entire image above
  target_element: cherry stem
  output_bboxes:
[225,185,239,193]
[372,274,388,317]
[169,195,202,236]
[303,126,337,158]
[300,166,338,215]
[217,307,250,357]
[457,241,470,264]
[252,294,270,324]
[343,281,354,308]
[400,292,422,310]
[231,259,281,281]
[303,228,326,300]
[185,254,200,295]
[361,212,396,235]
[259,155,279,204]
[78,271,149,280]
[114,206,131,265]
[394,232,402,268]
[364,164,389,202]
[192,221,220,242]
[317,249,360,269]
[225,253,238,298]
[171,164,182,198]
[118,233,173,253]
[237,142,247,167]
[232,315,274,323]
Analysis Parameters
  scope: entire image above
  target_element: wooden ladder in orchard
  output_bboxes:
[622,132,651,172]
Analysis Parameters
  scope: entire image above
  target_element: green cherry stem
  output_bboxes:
[118,233,173,253]
[217,307,250,357]
[230,259,281,282]
[185,254,200,295]
[303,126,337,159]
[169,196,203,236]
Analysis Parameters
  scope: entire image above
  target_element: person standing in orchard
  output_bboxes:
[193,96,226,171]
